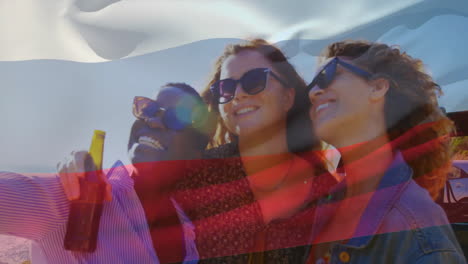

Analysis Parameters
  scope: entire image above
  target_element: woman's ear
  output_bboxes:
[284,87,295,112]
[369,78,390,102]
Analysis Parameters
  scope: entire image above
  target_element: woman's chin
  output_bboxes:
[235,121,269,136]
[315,122,338,145]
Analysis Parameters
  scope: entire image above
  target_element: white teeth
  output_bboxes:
[235,106,257,115]
[316,103,329,113]
[138,136,165,150]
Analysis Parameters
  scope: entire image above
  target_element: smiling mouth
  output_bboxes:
[235,106,259,116]
[316,103,330,113]
[138,136,166,151]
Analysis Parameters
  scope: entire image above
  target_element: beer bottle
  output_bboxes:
[64,130,106,252]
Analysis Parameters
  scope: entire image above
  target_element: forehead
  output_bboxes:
[155,86,198,109]
[220,50,272,79]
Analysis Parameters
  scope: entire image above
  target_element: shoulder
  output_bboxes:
[105,160,134,192]
[0,171,63,194]
[176,150,244,191]
[380,180,462,256]
[384,180,449,230]
[202,142,239,159]
[415,250,467,264]
[195,143,244,184]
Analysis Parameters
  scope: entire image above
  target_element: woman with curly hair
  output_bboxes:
[306,40,465,263]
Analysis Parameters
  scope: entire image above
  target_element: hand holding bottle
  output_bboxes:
[59,130,110,252]
[57,150,112,201]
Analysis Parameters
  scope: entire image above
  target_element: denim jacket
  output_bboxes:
[307,152,466,264]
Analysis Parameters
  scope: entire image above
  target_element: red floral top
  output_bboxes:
[175,143,337,263]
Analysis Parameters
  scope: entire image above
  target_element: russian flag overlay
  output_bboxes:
[1,0,467,263]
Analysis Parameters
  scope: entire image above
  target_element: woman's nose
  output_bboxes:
[308,85,324,104]
[232,82,248,101]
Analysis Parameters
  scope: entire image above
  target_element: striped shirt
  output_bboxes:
[0,161,198,264]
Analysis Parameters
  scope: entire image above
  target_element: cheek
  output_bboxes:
[172,132,201,157]
[336,84,371,116]
[168,133,187,153]
[281,88,295,112]
[346,82,370,105]
[128,121,142,148]
[269,88,293,114]
[218,104,232,123]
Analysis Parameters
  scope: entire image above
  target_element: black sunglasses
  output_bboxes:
[307,57,372,91]
[133,96,206,131]
[210,67,288,104]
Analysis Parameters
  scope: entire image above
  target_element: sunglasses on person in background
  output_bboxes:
[307,57,372,91]
[133,96,204,131]
[210,67,288,104]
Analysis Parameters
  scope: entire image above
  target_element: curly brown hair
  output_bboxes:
[321,40,454,200]
[201,38,320,154]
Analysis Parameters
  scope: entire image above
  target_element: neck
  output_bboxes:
[330,111,386,151]
[321,135,394,242]
[238,124,289,158]
[339,133,394,198]
[238,125,293,189]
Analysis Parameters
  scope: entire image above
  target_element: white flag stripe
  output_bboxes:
[2,0,421,62]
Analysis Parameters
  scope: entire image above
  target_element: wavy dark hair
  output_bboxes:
[201,38,320,154]
[321,40,454,200]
